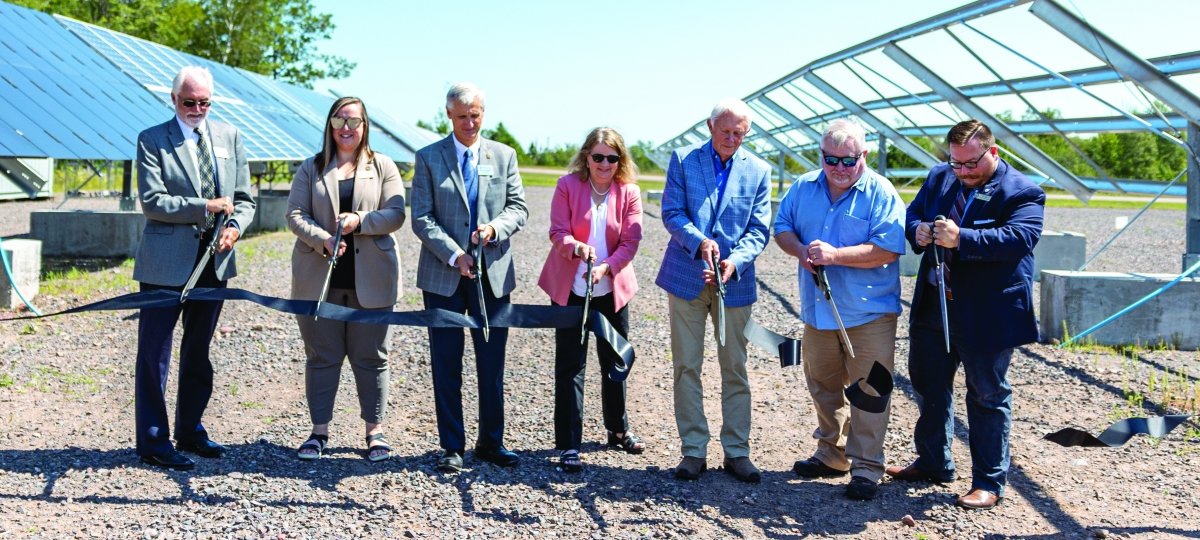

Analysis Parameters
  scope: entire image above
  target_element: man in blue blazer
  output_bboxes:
[889,120,1044,510]
[133,66,255,470]
[656,99,772,483]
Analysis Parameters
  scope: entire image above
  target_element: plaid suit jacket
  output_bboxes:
[655,141,771,307]
[410,135,528,298]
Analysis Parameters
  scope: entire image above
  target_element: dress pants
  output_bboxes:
[424,274,509,453]
[553,292,630,451]
[668,290,752,459]
[134,244,225,456]
[909,292,1013,495]
[801,313,897,482]
[296,288,392,425]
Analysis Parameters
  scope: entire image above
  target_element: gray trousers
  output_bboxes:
[296,288,392,425]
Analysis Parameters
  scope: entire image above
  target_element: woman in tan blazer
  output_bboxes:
[286,97,406,462]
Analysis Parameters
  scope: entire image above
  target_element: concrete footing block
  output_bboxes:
[29,210,145,257]
[248,194,287,234]
[1040,270,1200,350]
[1,238,41,309]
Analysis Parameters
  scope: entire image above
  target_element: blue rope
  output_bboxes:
[1060,259,1200,348]
[0,237,42,316]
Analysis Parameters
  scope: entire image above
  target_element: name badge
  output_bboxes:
[214,147,230,159]
[974,193,991,202]
[477,164,495,177]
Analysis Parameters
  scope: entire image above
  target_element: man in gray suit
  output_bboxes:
[133,66,255,471]
[411,83,528,473]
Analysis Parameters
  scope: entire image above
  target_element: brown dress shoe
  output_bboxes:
[723,456,761,484]
[957,488,1001,510]
[885,463,954,483]
[674,456,707,480]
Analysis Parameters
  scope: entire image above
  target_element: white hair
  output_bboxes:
[709,98,753,125]
[822,119,866,150]
[172,66,213,95]
[446,82,485,109]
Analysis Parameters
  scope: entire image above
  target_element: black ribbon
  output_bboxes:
[1043,415,1192,447]
[741,319,892,414]
[3,288,638,382]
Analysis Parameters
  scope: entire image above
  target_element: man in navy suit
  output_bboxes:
[133,66,255,470]
[656,98,771,483]
[888,120,1044,510]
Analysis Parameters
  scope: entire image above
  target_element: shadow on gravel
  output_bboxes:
[985,527,1200,539]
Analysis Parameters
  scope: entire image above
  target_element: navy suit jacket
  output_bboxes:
[905,159,1045,352]
[655,141,771,307]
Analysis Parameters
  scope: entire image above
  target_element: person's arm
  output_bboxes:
[547,178,583,260]
[660,150,709,258]
[354,156,406,235]
[481,145,528,242]
[956,184,1045,262]
[409,149,464,265]
[603,184,643,274]
[285,159,333,253]
[725,164,772,280]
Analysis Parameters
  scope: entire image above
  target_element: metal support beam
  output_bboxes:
[1031,0,1200,125]
[0,157,50,197]
[803,73,942,169]
[120,159,135,211]
[1187,122,1200,271]
[884,43,1093,202]
[756,96,825,144]
[754,128,818,170]
[877,134,888,174]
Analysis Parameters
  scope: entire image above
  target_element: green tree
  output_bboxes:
[628,140,664,174]
[416,109,450,136]
[481,122,526,162]
[12,0,352,88]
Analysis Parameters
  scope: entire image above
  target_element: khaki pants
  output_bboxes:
[669,290,752,459]
[296,288,392,425]
[801,313,897,482]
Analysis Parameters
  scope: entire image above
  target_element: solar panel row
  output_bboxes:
[0,1,431,164]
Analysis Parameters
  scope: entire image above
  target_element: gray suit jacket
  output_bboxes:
[410,135,528,297]
[133,117,256,286]
[287,152,406,308]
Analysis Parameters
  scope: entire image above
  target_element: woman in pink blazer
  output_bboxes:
[537,127,644,472]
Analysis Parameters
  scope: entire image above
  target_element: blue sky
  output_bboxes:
[311,0,1199,149]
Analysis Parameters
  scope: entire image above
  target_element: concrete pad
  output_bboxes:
[0,238,41,309]
[248,194,287,234]
[644,190,662,202]
[896,229,1086,278]
[29,210,144,258]
[1040,270,1200,350]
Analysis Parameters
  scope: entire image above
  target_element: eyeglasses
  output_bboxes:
[590,153,620,164]
[180,99,211,109]
[329,117,364,130]
[821,151,863,168]
[948,147,991,169]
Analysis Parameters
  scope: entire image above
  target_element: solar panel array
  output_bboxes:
[0,1,430,163]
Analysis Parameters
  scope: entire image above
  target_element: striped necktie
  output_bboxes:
[194,127,217,229]
[939,185,970,295]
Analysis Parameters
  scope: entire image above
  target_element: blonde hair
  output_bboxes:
[567,127,639,185]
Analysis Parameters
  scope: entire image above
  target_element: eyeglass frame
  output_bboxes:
[947,147,993,169]
[329,117,364,130]
[180,99,211,109]
[590,153,620,164]
[821,151,864,168]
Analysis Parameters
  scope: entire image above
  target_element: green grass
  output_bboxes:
[41,258,135,296]
[0,374,14,388]
[896,190,1185,210]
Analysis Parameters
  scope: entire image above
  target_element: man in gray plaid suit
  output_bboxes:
[656,98,772,483]
[410,83,528,473]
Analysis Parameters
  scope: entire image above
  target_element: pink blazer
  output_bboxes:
[537,173,642,311]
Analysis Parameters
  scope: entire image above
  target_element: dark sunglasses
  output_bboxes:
[329,117,364,130]
[180,99,211,108]
[821,152,863,168]
[590,153,620,164]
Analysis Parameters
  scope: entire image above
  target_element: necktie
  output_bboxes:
[194,127,217,229]
[930,185,970,296]
[463,149,479,231]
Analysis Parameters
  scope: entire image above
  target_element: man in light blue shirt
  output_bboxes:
[773,119,905,501]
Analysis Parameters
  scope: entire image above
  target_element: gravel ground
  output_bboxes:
[1,187,1197,539]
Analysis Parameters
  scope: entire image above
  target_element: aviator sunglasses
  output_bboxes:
[329,117,364,130]
[180,99,211,108]
[590,153,620,164]
[822,151,863,167]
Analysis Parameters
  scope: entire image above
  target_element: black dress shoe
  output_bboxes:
[885,463,955,483]
[845,476,879,500]
[792,457,849,478]
[176,438,227,458]
[474,445,519,467]
[140,450,195,471]
[436,450,464,473]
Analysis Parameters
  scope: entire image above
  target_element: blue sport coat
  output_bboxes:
[905,159,1045,352]
[655,141,771,307]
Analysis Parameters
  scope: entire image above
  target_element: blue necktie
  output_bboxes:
[463,149,479,230]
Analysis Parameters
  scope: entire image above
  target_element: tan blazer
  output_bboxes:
[287,152,406,308]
